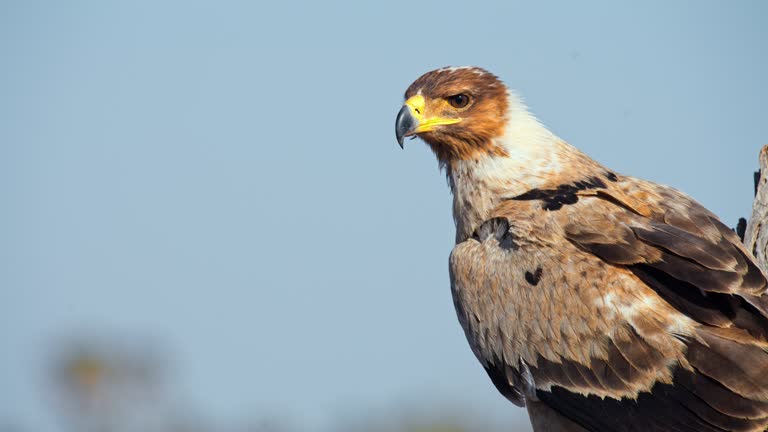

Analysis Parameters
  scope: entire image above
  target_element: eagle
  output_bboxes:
[395,66,768,432]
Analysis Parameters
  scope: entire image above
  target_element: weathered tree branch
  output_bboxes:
[743,145,768,270]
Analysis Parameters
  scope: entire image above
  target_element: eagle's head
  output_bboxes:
[396,66,511,162]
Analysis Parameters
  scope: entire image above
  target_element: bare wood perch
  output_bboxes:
[743,145,768,270]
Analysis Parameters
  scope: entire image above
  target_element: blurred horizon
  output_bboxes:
[2,1,767,431]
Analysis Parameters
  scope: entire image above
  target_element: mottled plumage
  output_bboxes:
[396,66,768,432]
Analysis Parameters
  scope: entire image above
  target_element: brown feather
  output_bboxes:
[676,369,768,419]
[689,328,768,400]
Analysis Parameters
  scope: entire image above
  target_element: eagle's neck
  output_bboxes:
[447,95,601,243]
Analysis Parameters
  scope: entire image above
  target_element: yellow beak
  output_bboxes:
[395,95,462,148]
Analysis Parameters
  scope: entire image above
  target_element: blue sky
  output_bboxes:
[2,1,767,431]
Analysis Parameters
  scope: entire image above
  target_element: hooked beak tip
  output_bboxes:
[395,104,416,149]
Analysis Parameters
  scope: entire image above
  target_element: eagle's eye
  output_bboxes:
[447,93,470,109]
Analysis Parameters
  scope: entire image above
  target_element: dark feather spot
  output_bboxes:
[507,176,607,211]
[472,217,518,250]
[735,217,747,243]
[525,267,542,286]
[605,171,619,182]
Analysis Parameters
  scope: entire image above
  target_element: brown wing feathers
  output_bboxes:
[445,161,768,430]
[550,183,768,431]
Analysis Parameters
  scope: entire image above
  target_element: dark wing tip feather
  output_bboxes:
[537,366,768,432]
